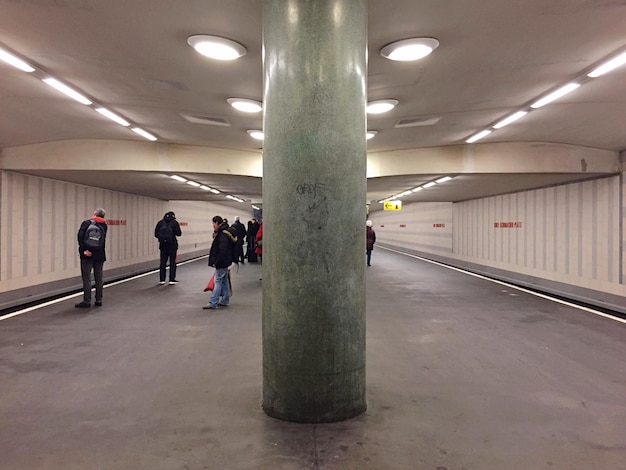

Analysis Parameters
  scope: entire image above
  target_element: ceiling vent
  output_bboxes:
[180,113,230,127]
[394,116,441,128]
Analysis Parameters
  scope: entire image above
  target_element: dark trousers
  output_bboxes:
[159,248,177,282]
[80,258,104,303]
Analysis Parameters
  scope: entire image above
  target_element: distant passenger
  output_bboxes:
[247,218,260,262]
[76,208,108,308]
[204,216,236,309]
[255,222,263,262]
[366,220,376,267]
[154,211,182,285]
[232,216,247,264]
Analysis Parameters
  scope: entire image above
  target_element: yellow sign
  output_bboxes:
[383,200,402,211]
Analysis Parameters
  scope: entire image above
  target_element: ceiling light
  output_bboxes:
[0,48,35,72]
[186,180,201,187]
[493,111,527,129]
[95,107,130,126]
[170,175,187,182]
[465,130,491,143]
[131,127,157,141]
[247,130,264,140]
[209,188,220,194]
[228,98,263,113]
[423,182,437,188]
[367,99,398,114]
[588,51,626,78]
[436,176,452,183]
[380,37,439,61]
[366,131,378,140]
[187,35,247,60]
[411,187,424,192]
[42,78,92,105]
[530,82,580,109]
[199,185,212,191]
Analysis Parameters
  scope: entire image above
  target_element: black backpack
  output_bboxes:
[225,226,239,265]
[84,221,105,249]
[157,221,175,244]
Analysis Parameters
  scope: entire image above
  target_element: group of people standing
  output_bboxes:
[76,208,375,310]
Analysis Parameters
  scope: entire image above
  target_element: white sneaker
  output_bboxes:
[159,281,166,285]
[169,280,179,285]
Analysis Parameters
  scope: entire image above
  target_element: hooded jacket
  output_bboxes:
[209,222,237,268]
[154,212,182,250]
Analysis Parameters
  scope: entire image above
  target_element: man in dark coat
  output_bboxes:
[76,208,108,308]
[246,218,260,262]
[366,220,376,266]
[154,211,182,285]
[232,216,247,264]
[204,215,237,309]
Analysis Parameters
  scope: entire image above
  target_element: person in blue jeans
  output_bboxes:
[203,215,237,309]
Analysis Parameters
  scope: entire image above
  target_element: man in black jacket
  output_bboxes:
[204,215,237,309]
[76,208,108,308]
[154,211,182,285]
[232,216,247,264]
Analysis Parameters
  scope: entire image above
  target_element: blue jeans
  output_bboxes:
[208,267,230,307]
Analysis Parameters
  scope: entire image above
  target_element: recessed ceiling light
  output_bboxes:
[588,50,626,78]
[367,99,398,114]
[380,38,439,61]
[131,127,157,141]
[95,107,130,126]
[228,98,263,113]
[0,48,35,72]
[42,77,92,105]
[187,35,247,60]
[247,130,264,140]
[366,131,378,140]
[465,130,491,143]
[530,82,580,109]
[493,111,527,129]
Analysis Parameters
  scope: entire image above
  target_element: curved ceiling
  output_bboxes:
[1,1,625,206]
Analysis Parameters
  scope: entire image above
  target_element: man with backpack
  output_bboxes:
[76,208,108,308]
[154,211,182,285]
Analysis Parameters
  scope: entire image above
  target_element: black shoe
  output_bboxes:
[75,301,90,308]
[94,302,102,307]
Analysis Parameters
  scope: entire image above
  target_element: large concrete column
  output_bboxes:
[262,0,367,423]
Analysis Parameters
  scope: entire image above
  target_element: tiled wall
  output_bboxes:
[0,171,249,297]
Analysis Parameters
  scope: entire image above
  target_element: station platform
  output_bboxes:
[1,248,625,469]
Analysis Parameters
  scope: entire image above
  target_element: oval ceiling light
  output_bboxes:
[366,130,378,140]
[187,35,247,60]
[247,130,264,140]
[228,98,263,113]
[381,38,439,61]
[367,99,398,114]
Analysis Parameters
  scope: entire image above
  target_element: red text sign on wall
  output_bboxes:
[107,219,127,226]
[433,223,445,228]
[400,224,406,228]
[179,222,188,226]
[494,222,523,228]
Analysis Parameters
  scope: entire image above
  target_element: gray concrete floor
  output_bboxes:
[1,249,625,469]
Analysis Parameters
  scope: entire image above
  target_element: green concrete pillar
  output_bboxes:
[262,0,367,423]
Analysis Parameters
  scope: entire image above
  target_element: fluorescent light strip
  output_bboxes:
[588,51,626,78]
[95,107,130,126]
[170,175,187,182]
[131,127,157,141]
[530,82,580,109]
[186,180,201,187]
[0,48,35,72]
[493,111,527,129]
[423,181,437,189]
[435,176,452,183]
[209,188,220,194]
[466,129,491,143]
[42,77,92,105]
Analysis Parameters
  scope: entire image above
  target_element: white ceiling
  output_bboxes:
[1,1,625,208]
